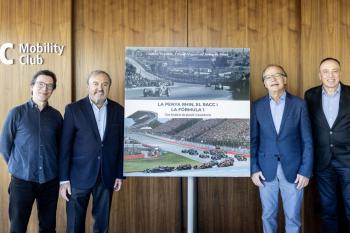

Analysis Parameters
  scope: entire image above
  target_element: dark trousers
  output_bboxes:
[8,176,59,233]
[316,159,350,233]
[66,177,113,233]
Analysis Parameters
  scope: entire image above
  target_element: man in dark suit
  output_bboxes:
[251,64,313,233]
[59,70,124,233]
[305,57,350,233]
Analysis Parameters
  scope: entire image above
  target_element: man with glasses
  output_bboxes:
[59,70,124,233]
[0,70,62,233]
[305,57,350,233]
[251,64,313,233]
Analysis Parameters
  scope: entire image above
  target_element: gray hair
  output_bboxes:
[86,70,112,84]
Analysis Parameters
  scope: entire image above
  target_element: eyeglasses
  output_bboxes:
[262,73,286,81]
[36,81,54,91]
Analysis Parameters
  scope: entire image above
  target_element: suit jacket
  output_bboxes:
[305,83,350,171]
[59,97,124,189]
[251,92,313,183]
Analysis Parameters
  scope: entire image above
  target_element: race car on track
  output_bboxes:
[143,85,170,97]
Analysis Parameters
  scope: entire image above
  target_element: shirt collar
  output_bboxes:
[29,98,49,109]
[269,91,286,102]
[89,97,108,109]
[322,84,341,96]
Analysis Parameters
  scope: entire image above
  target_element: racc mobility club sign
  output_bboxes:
[0,42,64,65]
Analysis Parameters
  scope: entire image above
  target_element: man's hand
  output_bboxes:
[113,178,122,192]
[251,171,265,187]
[60,182,71,202]
[294,174,309,190]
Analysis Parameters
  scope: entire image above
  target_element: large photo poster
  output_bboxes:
[124,47,250,177]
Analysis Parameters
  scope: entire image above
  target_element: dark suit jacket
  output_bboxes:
[305,83,350,171]
[59,97,124,189]
[251,92,313,183]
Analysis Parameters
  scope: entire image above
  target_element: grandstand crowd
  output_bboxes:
[150,118,249,148]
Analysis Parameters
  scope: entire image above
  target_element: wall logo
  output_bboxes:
[0,42,65,65]
[0,42,14,65]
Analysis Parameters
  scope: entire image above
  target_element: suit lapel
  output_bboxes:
[332,83,348,128]
[262,95,278,136]
[313,86,330,129]
[278,92,291,135]
[82,97,102,142]
[103,99,114,142]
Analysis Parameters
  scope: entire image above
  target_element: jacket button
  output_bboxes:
[330,131,333,135]
[97,156,101,160]
[330,144,334,148]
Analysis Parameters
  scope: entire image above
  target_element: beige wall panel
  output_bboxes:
[301,0,350,92]
[0,0,72,233]
[74,0,187,103]
[188,0,247,47]
[248,0,301,100]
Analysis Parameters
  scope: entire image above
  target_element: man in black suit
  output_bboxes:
[59,70,124,233]
[305,57,350,233]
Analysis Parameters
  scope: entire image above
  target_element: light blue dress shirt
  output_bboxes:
[89,98,108,141]
[269,91,286,134]
[322,85,340,128]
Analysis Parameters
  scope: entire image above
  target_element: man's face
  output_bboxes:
[319,60,341,89]
[263,66,287,93]
[31,75,55,103]
[88,73,110,105]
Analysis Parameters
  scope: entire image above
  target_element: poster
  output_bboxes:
[124,47,250,177]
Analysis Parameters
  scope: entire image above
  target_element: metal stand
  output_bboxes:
[187,177,197,233]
